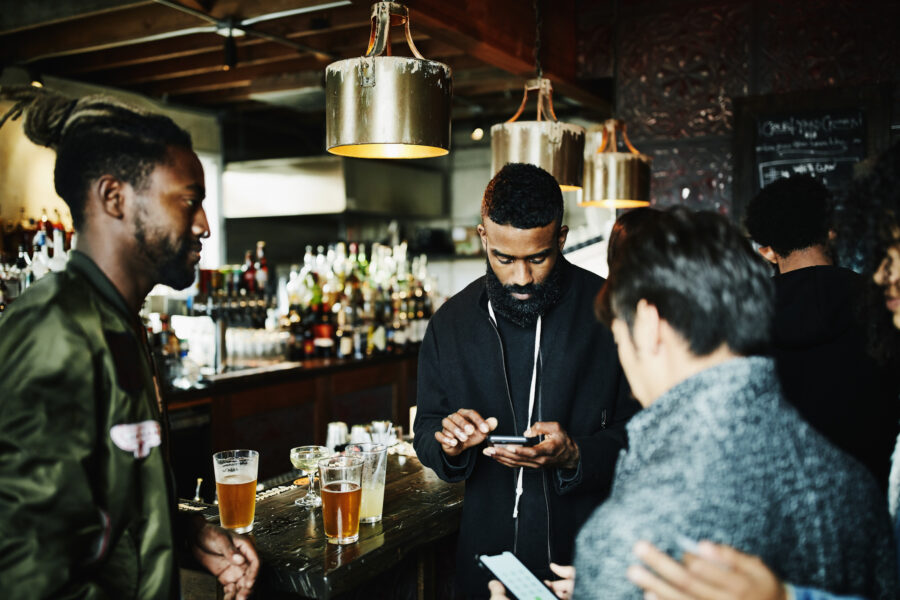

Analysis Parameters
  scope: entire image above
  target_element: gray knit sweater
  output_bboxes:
[573,356,897,599]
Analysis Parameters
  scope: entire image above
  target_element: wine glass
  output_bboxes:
[290,445,332,507]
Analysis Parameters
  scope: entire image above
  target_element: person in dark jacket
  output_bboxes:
[414,163,638,597]
[0,88,258,599]
[744,175,900,489]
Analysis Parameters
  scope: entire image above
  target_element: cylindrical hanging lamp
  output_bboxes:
[325,2,452,159]
[580,119,651,208]
[491,78,585,190]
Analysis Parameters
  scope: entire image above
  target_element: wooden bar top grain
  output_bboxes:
[195,454,463,599]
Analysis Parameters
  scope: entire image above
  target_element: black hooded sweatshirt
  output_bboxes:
[771,265,900,490]
[413,259,638,597]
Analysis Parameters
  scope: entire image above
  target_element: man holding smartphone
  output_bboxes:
[414,163,638,597]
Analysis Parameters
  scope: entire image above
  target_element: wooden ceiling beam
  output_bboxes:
[0,0,355,63]
[32,8,368,76]
[135,54,331,96]
[96,34,461,94]
[85,25,370,85]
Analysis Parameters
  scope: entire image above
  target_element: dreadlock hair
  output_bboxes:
[832,142,900,367]
[482,163,564,230]
[0,86,193,231]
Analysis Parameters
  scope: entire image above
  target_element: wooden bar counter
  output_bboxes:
[165,352,419,492]
[181,453,463,599]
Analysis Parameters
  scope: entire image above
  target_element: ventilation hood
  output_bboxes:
[222,155,444,218]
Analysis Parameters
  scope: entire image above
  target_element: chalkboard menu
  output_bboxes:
[733,86,891,221]
[753,109,866,196]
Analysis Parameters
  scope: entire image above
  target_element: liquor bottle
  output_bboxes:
[0,278,7,315]
[16,245,33,295]
[241,250,256,295]
[31,231,51,281]
[38,208,52,235]
[0,206,5,262]
[254,241,268,297]
[357,243,369,277]
[49,228,68,272]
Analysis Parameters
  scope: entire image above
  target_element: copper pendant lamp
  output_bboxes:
[580,119,651,208]
[325,2,452,159]
[491,78,585,190]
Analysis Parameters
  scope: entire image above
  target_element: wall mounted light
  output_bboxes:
[324,2,452,159]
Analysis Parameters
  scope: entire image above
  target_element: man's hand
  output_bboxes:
[483,422,580,470]
[434,409,498,457]
[627,540,788,600]
[190,520,260,600]
[487,563,575,599]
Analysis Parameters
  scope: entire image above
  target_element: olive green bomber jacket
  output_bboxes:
[0,251,179,599]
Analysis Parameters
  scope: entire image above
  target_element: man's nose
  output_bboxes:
[509,261,534,287]
[193,206,211,238]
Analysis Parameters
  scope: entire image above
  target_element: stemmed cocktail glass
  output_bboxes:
[290,445,332,507]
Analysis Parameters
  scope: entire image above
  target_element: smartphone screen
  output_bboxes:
[478,552,556,600]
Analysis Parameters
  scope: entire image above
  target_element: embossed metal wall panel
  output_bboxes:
[616,1,752,142]
[645,141,734,215]
[758,0,900,95]
[576,0,614,79]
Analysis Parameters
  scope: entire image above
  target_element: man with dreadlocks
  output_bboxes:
[0,87,259,599]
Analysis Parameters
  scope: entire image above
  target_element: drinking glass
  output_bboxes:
[346,443,387,523]
[213,449,259,533]
[290,445,332,507]
[318,455,363,544]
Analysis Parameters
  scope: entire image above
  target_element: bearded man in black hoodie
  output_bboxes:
[745,174,900,489]
[413,163,638,598]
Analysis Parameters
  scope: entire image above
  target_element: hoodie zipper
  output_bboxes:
[537,363,553,566]
[487,315,521,552]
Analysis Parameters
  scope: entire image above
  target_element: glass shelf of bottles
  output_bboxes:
[0,208,74,315]
[155,240,436,388]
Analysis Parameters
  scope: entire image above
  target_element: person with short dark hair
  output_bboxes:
[572,208,896,598]
[0,87,259,599]
[744,175,900,489]
[414,163,637,597]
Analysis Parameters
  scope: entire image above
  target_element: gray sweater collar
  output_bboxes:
[625,356,778,457]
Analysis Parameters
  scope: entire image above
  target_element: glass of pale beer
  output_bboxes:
[318,455,363,544]
[213,449,259,533]
[345,443,387,523]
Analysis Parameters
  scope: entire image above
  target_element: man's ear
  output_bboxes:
[633,299,662,354]
[757,246,778,265]
[95,175,127,220]
[557,225,569,252]
[477,223,487,253]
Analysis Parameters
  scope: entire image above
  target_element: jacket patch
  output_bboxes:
[110,420,161,458]
[104,331,143,394]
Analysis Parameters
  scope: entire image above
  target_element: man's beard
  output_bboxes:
[135,213,197,290]
[485,256,564,328]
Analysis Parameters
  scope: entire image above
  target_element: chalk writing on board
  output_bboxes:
[754,109,866,193]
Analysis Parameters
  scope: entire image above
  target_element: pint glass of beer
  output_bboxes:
[213,449,259,533]
[345,443,387,523]
[318,455,363,544]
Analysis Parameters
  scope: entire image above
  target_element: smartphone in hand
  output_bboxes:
[478,552,556,600]
[487,435,539,447]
